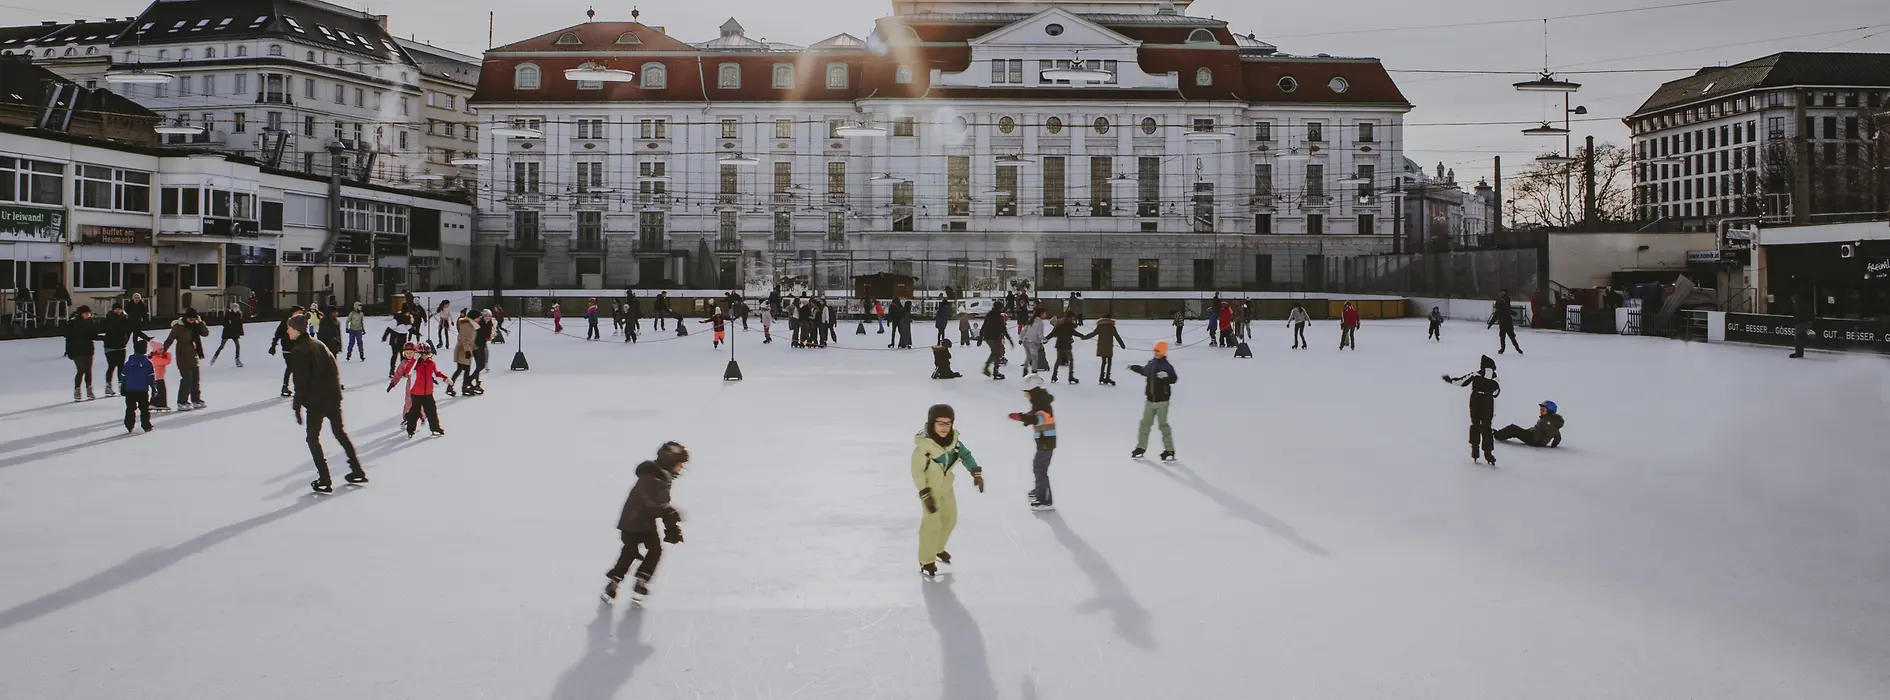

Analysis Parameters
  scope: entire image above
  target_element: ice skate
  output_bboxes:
[1030,502,1057,512]
[73,387,82,402]
[920,562,939,580]
[602,577,621,602]
[430,428,446,437]
[105,381,116,396]
[1471,444,1481,463]
[444,386,457,396]
[1131,447,1147,459]
[344,472,369,485]
[142,422,152,433]
[192,401,205,410]
[935,551,952,567]
[235,359,244,367]
[1160,451,1176,462]
[629,578,651,605]
[310,478,334,494]
[1068,376,1079,385]
[1484,450,1497,467]
[177,403,193,412]
[281,387,294,397]
[86,386,96,401]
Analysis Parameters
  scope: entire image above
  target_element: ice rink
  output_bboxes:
[1,315,1887,700]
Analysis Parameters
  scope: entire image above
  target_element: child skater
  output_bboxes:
[552,303,564,334]
[931,338,962,379]
[148,339,173,412]
[1444,355,1501,466]
[759,303,775,344]
[388,341,449,437]
[912,404,983,579]
[603,442,690,605]
[1428,306,1443,341]
[122,341,155,433]
[381,316,411,378]
[700,305,728,348]
[1008,374,1058,511]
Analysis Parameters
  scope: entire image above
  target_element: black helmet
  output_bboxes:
[656,441,690,468]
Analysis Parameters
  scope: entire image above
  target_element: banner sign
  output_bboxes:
[1687,250,1721,263]
[1724,312,1890,354]
[80,225,153,246]
[0,204,63,240]
[1866,258,1890,281]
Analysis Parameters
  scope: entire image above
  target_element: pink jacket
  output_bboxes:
[148,341,172,380]
[391,357,449,395]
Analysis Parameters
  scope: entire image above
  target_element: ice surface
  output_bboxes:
[2,317,1887,700]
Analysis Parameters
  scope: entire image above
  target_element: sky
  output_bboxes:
[5,0,1889,190]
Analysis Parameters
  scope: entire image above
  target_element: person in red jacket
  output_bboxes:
[388,341,449,437]
[1339,301,1361,350]
[1217,302,1236,347]
[699,306,728,348]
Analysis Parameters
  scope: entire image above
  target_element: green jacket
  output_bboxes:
[910,430,980,499]
[347,311,366,333]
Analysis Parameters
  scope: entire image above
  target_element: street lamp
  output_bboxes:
[103,68,176,85]
[1040,58,1114,83]
[1522,122,1571,136]
[563,66,635,82]
[995,153,1034,166]
[834,121,888,137]
[1512,72,1581,92]
[719,152,760,166]
[449,156,490,166]
[490,125,543,138]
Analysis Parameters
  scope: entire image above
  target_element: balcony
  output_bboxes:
[824,236,848,252]
[633,235,667,254]
[714,236,742,253]
[768,237,795,253]
[505,236,544,252]
[573,236,604,252]
[1303,194,1331,208]
[256,91,292,105]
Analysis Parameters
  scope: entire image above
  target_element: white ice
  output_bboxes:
[1,316,1887,700]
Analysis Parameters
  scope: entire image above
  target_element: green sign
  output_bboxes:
[0,204,64,241]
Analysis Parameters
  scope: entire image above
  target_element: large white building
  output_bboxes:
[468,0,1413,292]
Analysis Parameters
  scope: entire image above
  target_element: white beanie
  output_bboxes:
[1020,373,1046,391]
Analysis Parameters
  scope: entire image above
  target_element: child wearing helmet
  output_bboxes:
[1008,375,1057,510]
[388,341,450,437]
[1496,401,1564,448]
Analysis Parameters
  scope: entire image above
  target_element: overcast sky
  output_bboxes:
[8,0,1889,187]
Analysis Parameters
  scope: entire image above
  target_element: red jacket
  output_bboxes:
[1218,305,1234,329]
[391,357,449,395]
[1341,306,1361,328]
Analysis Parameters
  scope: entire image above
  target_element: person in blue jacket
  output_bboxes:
[1428,306,1444,341]
[120,341,156,433]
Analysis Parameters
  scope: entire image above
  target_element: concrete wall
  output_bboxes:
[1548,231,1715,289]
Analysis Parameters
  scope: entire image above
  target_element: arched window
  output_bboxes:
[305,50,315,62]
[556,32,582,45]
[84,47,97,56]
[1187,29,1216,43]
[826,63,848,89]
[157,49,169,59]
[205,47,216,58]
[234,45,247,57]
[64,48,76,57]
[718,63,740,89]
[641,63,667,89]
[614,32,640,45]
[772,63,794,89]
[268,44,282,57]
[514,63,541,90]
[181,48,193,60]
[1195,67,1212,86]
[894,65,912,84]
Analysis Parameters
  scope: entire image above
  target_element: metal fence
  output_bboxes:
[1321,249,1539,300]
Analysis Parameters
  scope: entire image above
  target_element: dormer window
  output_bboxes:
[556,32,582,45]
[1187,29,1216,43]
[1195,67,1212,86]
[718,63,740,89]
[181,48,193,60]
[205,47,216,58]
[826,63,848,89]
[234,45,247,57]
[773,63,794,89]
[268,44,282,57]
[641,63,667,89]
[514,63,541,90]
[992,58,1022,84]
[615,32,640,45]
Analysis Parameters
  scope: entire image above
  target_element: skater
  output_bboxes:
[624,295,641,343]
[1171,307,1186,345]
[586,298,601,341]
[931,338,962,379]
[1218,301,1236,347]
[126,292,149,329]
[1495,401,1564,448]
[1238,300,1255,339]
[121,340,155,433]
[912,404,984,579]
[99,303,147,396]
[823,298,839,346]
[1427,306,1443,341]
[163,309,210,410]
[343,302,365,360]
[795,298,816,348]
[1444,355,1502,466]
[451,312,477,395]
[700,305,728,348]
[1128,341,1178,462]
[434,299,453,348]
[382,316,412,378]
[1082,312,1127,385]
[1047,311,1080,384]
[388,342,450,437]
[148,339,172,411]
[611,302,625,335]
[313,304,343,360]
[981,303,1012,380]
[1009,375,1057,510]
[603,442,689,603]
[552,303,564,334]
[734,298,751,332]
[65,305,101,401]
[472,310,494,390]
[1789,292,1811,358]
[491,305,509,343]
[653,292,671,332]
[406,297,426,344]
[1489,291,1522,355]
[875,299,887,334]
[1069,292,1085,326]
[958,311,973,347]
[212,303,246,366]
[888,296,909,349]
[285,314,365,493]
[759,302,774,344]
[934,295,951,345]
[1339,301,1360,350]
[1287,303,1311,349]
[1020,308,1049,374]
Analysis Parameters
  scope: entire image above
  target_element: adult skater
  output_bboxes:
[451,311,477,396]
[823,298,839,346]
[1171,308,1186,345]
[1009,375,1057,511]
[388,342,450,437]
[65,305,101,401]
[734,298,751,332]
[1129,341,1178,462]
[211,303,246,366]
[316,304,344,359]
[472,310,494,390]
[653,292,671,332]
[1489,291,1522,355]
[163,309,210,411]
[586,298,601,341]
[1020,308,1049,374]
[758,302,774,344]
[1427,306,1443,341]
[624,295,641,343]
[121,340,155,433]
[434,300,453,348]
[1218,301,1236,347]
[491,305,509,343]
[1047,311,1080,384]
[887,296,909,349]
[603,442,690,604]
[1495,400,1564,448]
[344,302,366,361]
[1238,300,1255,339]
[1068,292,1085,326]
[1287,303,1311,349]
[1339,301,1360,350]
[99,303,147,395]
[284,314,365,493]
[981,303,1012,380]
[912,404,984,579]
[931,338,962,379]
[934,295,951,345]
[1444,355,1501,466]
[1789,292,1811,358]
[126,292,149,329]
[382,315,412,378]
[1082,312,1127,385]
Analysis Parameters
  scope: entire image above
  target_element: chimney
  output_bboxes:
[373,14,388,30]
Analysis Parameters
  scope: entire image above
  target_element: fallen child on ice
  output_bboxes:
[1495,401,1564,448]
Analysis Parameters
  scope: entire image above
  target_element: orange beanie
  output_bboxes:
[1153,340,1169,357]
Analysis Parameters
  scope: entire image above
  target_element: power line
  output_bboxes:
[1265,0,1737,40]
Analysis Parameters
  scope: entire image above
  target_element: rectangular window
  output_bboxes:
[826,161,847,203]
[1254,121,1272,141]
[1193,259,1214,289]
[721,119,739,139]
[1091,156,1113,216]
[995,166,1018,217]
[513,210,539,239]
[1307,213,1324,235]
[992,59,1005,83]
[773,211,792,239]
[266,111,282,131]
[1042,258,1065,290]
[333,83,344,104]
[893,117,915,137]
[1255,213,1272,234]
[1137,259,1159,290]
[773,161,792,195]
[948,156,970,217]
[1009,59,1023,84]
[1090,258,1113,290]
[720,164,739,197]
[827,118,843,138]
[233,73,246,94]
[638,119,668,139]
[774,119,793,139]
[442,122,455,137]
[1357,122,1374,142]
[1357,214,1374,235]
[1137,156,1160,217]
[576,118,606,139]
[1305,163,1324,198]
[1254,163,1273,197]
[827,211,844,238]
[513,161,541,193]
[303,77,315,98]
[1042,156,1065,217]
[638,211,665,238]
[77,165,113,210]
[178,75,192,97]
[232,112,247,133]
[303,115,316,137]
[1038,60,1065,86]
[1254,254,1272,287]
[444,94,456,110]
[1191,182,1213,233]
[719,210,738,239]
[1306,122,1324,142]
[576,161,604,192]
[892,182,914,232]
[1354,163,1375,201]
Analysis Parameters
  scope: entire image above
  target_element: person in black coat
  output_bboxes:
[125,293,149,330]
[653,292,671,331]
[1789,291,1812,358]
[980,303,1012,379]
[98,303,150,396]
[603,442,689,602]
[285,315,363,492]
[1445,355,1502,466]
[212,304,245,366]
[1489,291,1522,355]
[316,304,345,357]
[65,305,104,401]
[270,305,306,396]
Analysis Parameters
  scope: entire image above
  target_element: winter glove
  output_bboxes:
[1008,412,1024,422]
[973,472,985,493]
[268,345,278,356]
[919,487,937,513]
[385,382,396,392]
[664,527,684,544]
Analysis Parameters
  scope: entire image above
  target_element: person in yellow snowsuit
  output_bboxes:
[911,403,983,578]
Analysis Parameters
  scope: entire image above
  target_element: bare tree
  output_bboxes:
[1510,142,1632,228]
